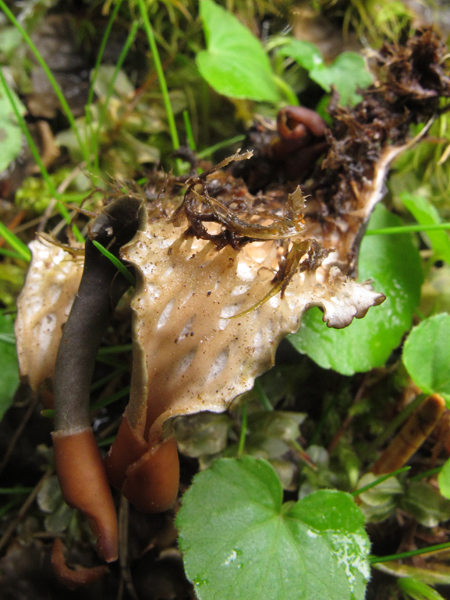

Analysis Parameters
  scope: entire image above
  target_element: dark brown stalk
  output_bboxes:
[52,196,144,562]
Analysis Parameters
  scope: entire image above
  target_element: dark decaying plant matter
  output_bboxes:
[13,27,450,571]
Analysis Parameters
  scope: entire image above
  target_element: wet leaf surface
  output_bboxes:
[196,0,280,102]
[403,313,450,404]
[177,456,370,600]
[290,205,423,375]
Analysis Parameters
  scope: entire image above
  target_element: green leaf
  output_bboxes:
[400,192,450,264]
[177,456,370,600]
[438,458,450,500]
[0,313,19,421]
[196,0,280,102]
[289,204,423,375]
[310,53,373,107]
[403,313,450,405]
[277,39,324,72]
[398,577,446,600]
[400,481,450,528]
[279,42,372,106]
[0,74,26,172]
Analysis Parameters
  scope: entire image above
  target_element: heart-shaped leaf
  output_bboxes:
[277,39,324,72]
[403,313,450,405]
[278,43,372,107]
[196,0,280,102]
[177,456,370,600]
[309,52,373,106]
[289,204,423,375]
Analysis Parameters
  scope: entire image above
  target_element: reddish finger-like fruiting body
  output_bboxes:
[52,429,119,562]
[51,538,109,589]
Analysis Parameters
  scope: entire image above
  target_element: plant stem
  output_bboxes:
[370,541,450,564]
[253,380,273,411]
[409,466,443,482]
[0,0,88,163]
[137,0,180,152]
[183,110,196,150]
[237,403,248,458]
[351,467,410,497]
[273,74,299,106]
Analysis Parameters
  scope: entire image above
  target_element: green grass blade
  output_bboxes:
[370,541,450,564]
[0,69,84,243]
[351,467,410,497]
[97,343,133,355]
[91,240,136,287]
[0,332,16,344]
[366,223,450,235]
[237,402,248,458]
[137,0,180,152]
[253,379,273,411]
[409,466,443,482]
[85,0,124,156]
[98,435,116,447]
[93,19,139,173]
[0,0,89,163]
[183,110,196,150]
[90,384,130,411]
[0,248,26,261]
[0,221,31,262]
[0,487,34,494]
[197,134,246,159]
[90,368,127,392]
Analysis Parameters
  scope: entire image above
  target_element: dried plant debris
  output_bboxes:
[315,28,450,211]
[13,27,450,564]
[236,29,450,276]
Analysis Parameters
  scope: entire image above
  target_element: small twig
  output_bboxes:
[0,468,53,553]
[0,395,38,478]
[118,496,139,600]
